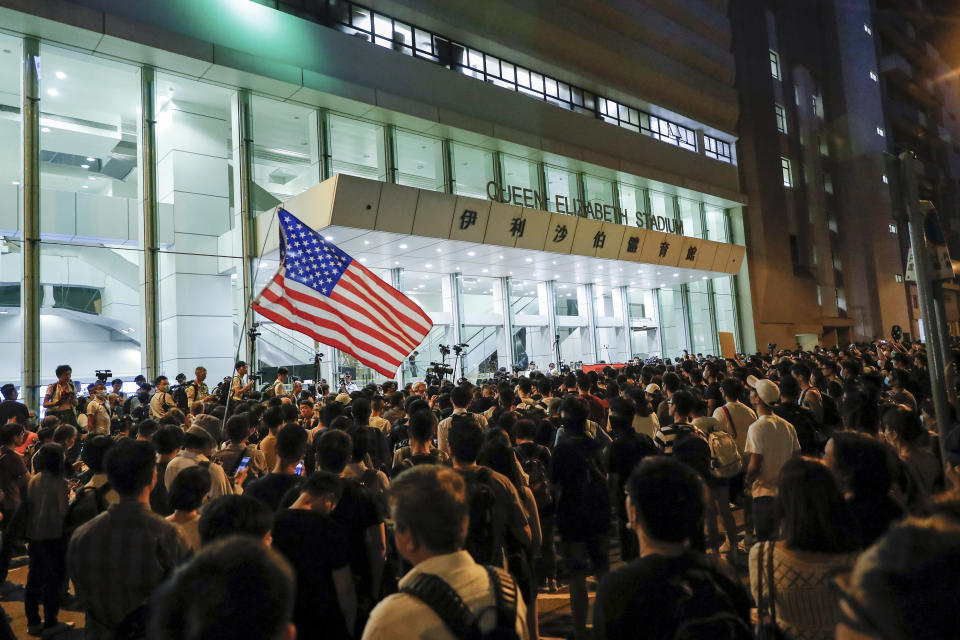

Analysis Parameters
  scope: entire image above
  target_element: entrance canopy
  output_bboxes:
[256,174,745,288]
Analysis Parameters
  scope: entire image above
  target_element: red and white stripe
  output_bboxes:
[252,262,431,378]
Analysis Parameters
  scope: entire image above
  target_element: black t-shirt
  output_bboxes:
[515,442,551,467]
[0,401,29,425]
[605,432,657,519]
[245,473,303,511]
[150,460,173,516]
[773,403,819,454]
[594,550,752,640]
[551,433,605,540]
[331,479,382,596]
[704,382,723,407]
[273,509,351,640]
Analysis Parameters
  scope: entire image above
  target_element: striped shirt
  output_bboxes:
[67,502,190,639]
[654,422,697,455]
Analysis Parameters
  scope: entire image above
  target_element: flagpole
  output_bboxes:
[222,205,280,425]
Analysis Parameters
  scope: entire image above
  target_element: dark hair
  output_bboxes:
[105,439,158,496]
[153,425,184,456]
[478,440,522,492]
[316,429,352,473]
[448,414,483,463]
[52,425,76,446]
[779,457,860,553]
[409,410,435,444]
[451,385,471,408]
[169,465,212,512]
[301,471,343,501]
[662,372,681,393]
[276,367,289,376]
[224,415,250,443]
[670,390,695,420]
[198,495,274,545]
[0,423,23,446]
[149,536,294,640]
[513,418,538,441]
[882,405,925,445]
[136,419,159,440]
[33,443,66,476]
[829,431,895,498]
[388,465,467,554]
[55,364,71,377]
[778,374,801,401]
[351,398,371,425]
[276,424,308,464]
[721,377,742,400]
[626,457,705,543]
[560,396,588,434]
[82,435,115,473]
[346,425,375,462]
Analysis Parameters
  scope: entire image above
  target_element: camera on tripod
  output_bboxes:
[95,370,112,384]
[452,343,468,355]
[427,362,454,377]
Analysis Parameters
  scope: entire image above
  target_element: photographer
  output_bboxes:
[231,361,255,402]
[339,372,359,394]
[42,365,78,427]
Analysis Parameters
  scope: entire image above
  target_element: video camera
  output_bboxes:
[95,369,112,384]
[452,343,469,355]
[427,362,454,378]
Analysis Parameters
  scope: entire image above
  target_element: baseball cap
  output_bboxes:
[645,383,661,395]
[747,375,780,405]
[945,425,960,467]
[335,393,352,405]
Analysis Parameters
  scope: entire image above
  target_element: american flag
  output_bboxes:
[252,208,432,377]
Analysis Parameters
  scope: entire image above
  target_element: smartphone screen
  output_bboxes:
[234,455,251,476]
[295,461,304,476]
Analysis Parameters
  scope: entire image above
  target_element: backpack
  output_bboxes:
[667,567,753,640]
[461,468,500,565]
[559,443,610,538]
[172,385,189,411]
[393,448,440,476]
[516,449,552,511]
[821,394,842,429]
[131,402,149,423]
[401,565,520,640]
[64,482,111,538]
[707,430,742,479]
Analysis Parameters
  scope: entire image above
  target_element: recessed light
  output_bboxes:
[425,264,432,268]
[81,185,88,189]
[630,281,635,285]
[88,176,96,181]
[359,257,367,262]
[363,240,369,245]
[55,71,66,79]
[80,164,89,169]
[467,251,476,256]
[399,244,408,249]
[11,181,18,186]
[499,255,504,259]
[41,127,50,133]
[701,276,708,280]
[660,283,665,287]
[456,266,461,270]
[597,266,603,270]
[553,274,559,279]
[436,248,442,253]
[324,236,333,240]
[86,157,95,162]
[46,88,58,97]
[394,261,399,265]
[525,258,532,262]
[482,269,488,273]
[673,273,679,277]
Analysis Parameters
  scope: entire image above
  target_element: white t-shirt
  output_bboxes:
[712,401,757,453]
[86,398,111,436]
[744,413,800,498]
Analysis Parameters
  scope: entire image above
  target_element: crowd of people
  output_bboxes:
[0,341,959,639]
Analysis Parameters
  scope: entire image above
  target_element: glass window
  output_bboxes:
[500,154,539,194]
[770,50,781,80]
[583,174,615,210]
[649,190,676,222]
[544,165,578,213]
[394,129,444,191]
[713,277,738,351]
[400,271,454,381]
[775,104,787,133]
[555,281,591,367]
[252,96,320,212]
[618,182,646,227]
[594,285,625,363]
[39,45,146,381]
[451,142,494,198]
[0,34,22,385]
[677,198,703,238]
[658,286,687,358]
[328,114,387,181]
[156,73,245,378]
[509,280,551,370]
[781,157,793,188]
[687,280,714,355]
[627,288,660,359]
[459,275,507,378]
[705,206,728,243]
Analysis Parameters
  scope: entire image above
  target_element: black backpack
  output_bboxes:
[559,442,610,538]
[401,565,520,640]
[172,385,189,411]
[461,468,500,565]
[667,567,753,640]
[65,482,111,538]
[392,448,441,476]
[516,449,552,511]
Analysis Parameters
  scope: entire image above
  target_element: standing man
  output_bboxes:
[185,366,217,406]
[232,361,254,403]
[0,384,30,425]
[0,423,28,587]
[86,386,111,436]
[150,376,176,420]
[339,373,359,394]
[271,368,291,399]
[407,351,419,379]
[43,365,78,427]
[744,376,800,541]
[110,378,126,409]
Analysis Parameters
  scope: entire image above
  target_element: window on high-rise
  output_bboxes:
[781,157,793,188]
[770,50,782,80]
[775,104,787,134]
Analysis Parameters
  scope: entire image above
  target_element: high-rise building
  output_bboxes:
[731,0,960,347]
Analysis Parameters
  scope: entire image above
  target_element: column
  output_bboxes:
[233,90,257,369]
[22,37,40,408]
[448,273,463,378]
[498,276,515,370]
[319,109,332,181]
[141,66,160,379]
[384,125,397,184]
[584,283,599,364]
[616,286,631,361]
[546,280,559,367]
[441,139,454,194]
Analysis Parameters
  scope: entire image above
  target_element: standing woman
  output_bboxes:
[749,457,861,640]
[24,443,73,636]
[43,365,78,427]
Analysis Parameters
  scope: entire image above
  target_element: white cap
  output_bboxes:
[747,375,780,405]
[645,383,661,394]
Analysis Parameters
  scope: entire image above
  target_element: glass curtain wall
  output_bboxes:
[39,46,145,385]
[0,36,22,385]
[402,270,456,381]
[593,284,626,363]
[251,96,322,375]
[555,281,592,365]
[658,286,688,358]
[460,274,508,378]
[627,288,660,359]
[500,154,539,193]
[394,129,444,191]
[687,280,715,355]
[509,279,551,370]
[545,165,578,213]
[678,198,704,239]
[328,113,387,181]
[450,142,494,198]
[583,174,616,210]
[714,276,739,351]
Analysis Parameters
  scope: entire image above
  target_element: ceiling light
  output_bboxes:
[552,261,557,265]
[630,281,635,285]
[11,181,18,186]
[499,255,504,259]
[553,275,559,279]
[456,266,461,270]
[436,248,442,253]
[399,244,408,249]
[41,127,50,133]
[46,88,58,97]
[324,236,333,240]
[88,177,95,181]
[80,164,89,169]
[597,266,603,270]
[359,257,367,262]
[701,276,708,280]
[425,264,432,268]
[394,261,399,265]
[363,240,369,245]
[55,71,66,79]
[81,185,88,189]
[467,251,476,256]
[525,258,532,262]
[482,269,488,273]
[660,283,665,287]
[86,157,95,162]
[673,273,679,277]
